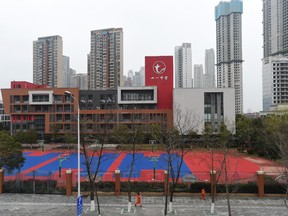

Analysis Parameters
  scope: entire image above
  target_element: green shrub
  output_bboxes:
[190,182,210,193]
[265,183,286,194]
[234,182,258,193]
[78,181,115,192]
[120,181,164,192]
[237,147,245,153]
[4,179,286,195]
[246,147,255,155]
[256,149,265,157]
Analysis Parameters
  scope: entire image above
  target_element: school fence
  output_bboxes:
[1,169,270,195]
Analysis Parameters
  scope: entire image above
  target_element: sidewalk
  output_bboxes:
[0,194,287,216]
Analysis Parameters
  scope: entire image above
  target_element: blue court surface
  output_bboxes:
[6,151,194,181]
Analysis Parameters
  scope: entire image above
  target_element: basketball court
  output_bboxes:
[5,149,274,184]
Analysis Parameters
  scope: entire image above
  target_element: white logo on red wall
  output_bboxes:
[152,61,166,75]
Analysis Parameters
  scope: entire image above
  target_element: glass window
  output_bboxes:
[33,94,49,102]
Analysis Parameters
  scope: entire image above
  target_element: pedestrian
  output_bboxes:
[200,188,206,200]
[135,192,142,207]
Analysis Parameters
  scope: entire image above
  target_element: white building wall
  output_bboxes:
[263,56,288,111]
[262,1,288,111]
[173,88,235,134]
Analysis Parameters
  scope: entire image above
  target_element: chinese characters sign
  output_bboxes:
[145,56,173,109]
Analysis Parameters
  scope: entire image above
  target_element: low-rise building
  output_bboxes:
[1,81,172,139]
[173,88,235,134]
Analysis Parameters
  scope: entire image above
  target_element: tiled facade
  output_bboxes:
[1,82,172,138]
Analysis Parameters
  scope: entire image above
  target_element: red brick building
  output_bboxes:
[1,81,172,140]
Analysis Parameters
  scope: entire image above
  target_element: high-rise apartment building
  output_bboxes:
[134,72,141,86]
[215,0,243,114]
[33,35,63,87]
[123,67,145,87]
[204,49,215,88]
[263,57,288,111]
[67,68,76,88]
[124,70,134,87]
[263,0,288,58]
[88,28,123,90]
[62,56,70,87]
[262,0,288,111]
[71,73,88,90]
[134,67,145,87]
[139,66,145,86]
[174,43,192,88]
[194,64,204,88]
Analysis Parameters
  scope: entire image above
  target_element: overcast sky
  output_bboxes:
[0,0,262,113]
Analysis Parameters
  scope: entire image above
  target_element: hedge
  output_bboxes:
[3,179,64,194]
[3,179,287,195]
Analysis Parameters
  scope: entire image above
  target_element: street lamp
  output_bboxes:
[150,156,159,180]
[65,91,81,198]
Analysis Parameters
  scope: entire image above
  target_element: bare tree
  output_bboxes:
[203,124,217,214]
[218,123,233,216]
[81,112,115,216]
[152,105,199,215]
[112,111,145,213]
[202,122,235,215]
[150,123,178,215]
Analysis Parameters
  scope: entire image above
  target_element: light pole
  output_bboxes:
[65,91,81,198]
[150,156,158,180]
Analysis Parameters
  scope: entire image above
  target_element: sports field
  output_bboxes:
[5,149,261,183]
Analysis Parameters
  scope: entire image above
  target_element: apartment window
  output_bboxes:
[64,94,71,102]
[56,105,63,112]
[64,105,71,112]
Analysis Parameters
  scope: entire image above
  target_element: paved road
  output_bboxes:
[0,194,287,216]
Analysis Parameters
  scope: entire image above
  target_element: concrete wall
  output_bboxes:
[173,88,235,134]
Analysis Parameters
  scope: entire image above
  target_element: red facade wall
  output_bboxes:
[11,81,48,89]
[145,56,173,109]
[11,115,35,123]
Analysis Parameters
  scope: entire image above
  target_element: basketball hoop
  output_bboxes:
[149,156,159,162]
